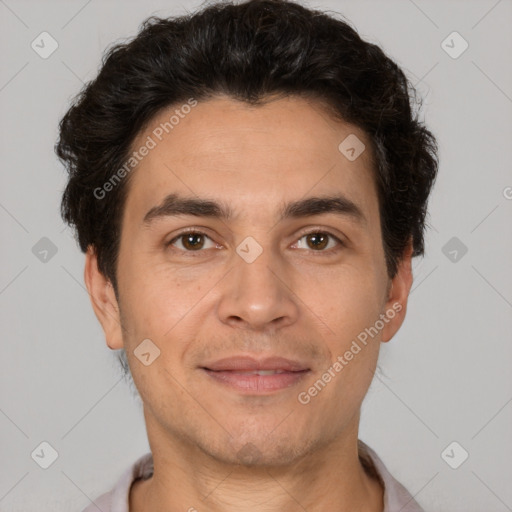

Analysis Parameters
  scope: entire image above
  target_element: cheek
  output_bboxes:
[117,273,198,403]
[321,267,384,399]
[117,261,218,388]
[319,265,384,341]
[118,257,191,334]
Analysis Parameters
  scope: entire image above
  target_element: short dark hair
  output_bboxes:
[56,0,438,292]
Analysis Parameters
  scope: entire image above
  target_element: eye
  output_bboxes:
[293,231,343,252]
[166,229,344,254]
[168,230,217,252]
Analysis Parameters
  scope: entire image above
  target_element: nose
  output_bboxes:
[216,241,299,332]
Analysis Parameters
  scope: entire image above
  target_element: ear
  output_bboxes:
[84,245,124,350]
[380,238,414,343]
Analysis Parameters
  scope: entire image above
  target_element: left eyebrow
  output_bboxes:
[279,195,367,227]
[142,193,367,227]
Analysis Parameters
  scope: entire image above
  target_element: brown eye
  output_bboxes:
[305,233,329,250]
[168,231,216,252]
[294,231,343,252]
[181,233,204,250]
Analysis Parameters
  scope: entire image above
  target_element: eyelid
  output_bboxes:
[167,228,220,248]
[295,226,345,241]
[292,227,345,251]
[167,226,346,253]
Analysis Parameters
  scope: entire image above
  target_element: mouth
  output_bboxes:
[200,356,311,393]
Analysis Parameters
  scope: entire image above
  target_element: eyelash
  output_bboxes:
[166,228,345,255]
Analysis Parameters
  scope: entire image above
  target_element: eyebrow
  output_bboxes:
[143,193,367,227]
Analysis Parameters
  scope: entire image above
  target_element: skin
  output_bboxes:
[85,94,413,512]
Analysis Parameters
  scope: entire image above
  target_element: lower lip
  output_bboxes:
[202,369,310,393]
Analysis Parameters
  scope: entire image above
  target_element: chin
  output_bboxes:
[197,428,322,468]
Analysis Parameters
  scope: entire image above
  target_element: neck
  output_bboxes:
[130,417,383,512]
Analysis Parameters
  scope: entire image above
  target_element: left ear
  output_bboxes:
[380,238,414,343]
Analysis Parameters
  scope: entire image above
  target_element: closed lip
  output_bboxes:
[201,356,310,372]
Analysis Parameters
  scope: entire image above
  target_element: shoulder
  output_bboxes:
[81,490,112,511]
[80,452,154,512]
[358,440,425,512]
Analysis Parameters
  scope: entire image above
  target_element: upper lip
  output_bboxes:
[202,356,310,372]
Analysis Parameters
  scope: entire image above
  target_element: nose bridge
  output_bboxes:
[216,235,298,329]
[236,240,280,291]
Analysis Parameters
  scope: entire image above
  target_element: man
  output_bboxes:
[56,0,438,510]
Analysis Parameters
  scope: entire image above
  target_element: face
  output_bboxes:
[86,95,412,466]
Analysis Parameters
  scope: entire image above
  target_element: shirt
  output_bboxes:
[82,440,424,511]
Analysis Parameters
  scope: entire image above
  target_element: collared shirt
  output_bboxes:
[82,440,423,511]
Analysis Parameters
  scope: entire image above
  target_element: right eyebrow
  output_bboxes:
[143,194,235,226]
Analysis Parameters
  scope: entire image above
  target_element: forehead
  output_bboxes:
[122,95,379,227]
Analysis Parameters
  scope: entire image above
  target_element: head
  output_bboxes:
[56,0,438,466]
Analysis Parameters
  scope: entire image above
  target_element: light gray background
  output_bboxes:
[1,0,511,511]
